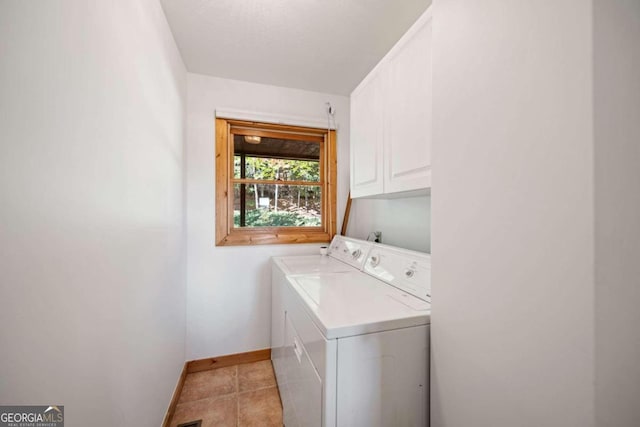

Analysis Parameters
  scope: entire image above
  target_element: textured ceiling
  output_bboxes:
[160,0,432,95]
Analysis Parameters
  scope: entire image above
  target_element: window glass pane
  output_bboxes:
[233,135,320,182]
[233,184,322,228]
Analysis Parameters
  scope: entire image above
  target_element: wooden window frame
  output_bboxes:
[215,118,337,246]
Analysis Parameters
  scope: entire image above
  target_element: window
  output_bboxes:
[215,118,337,246]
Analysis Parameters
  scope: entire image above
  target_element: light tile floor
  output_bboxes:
[170,360,283,427]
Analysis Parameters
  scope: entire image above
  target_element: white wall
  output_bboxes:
[594,1,640,425]
[186,73,350,359]
[0,1,186,425]
[349,196,430,253]
[431,1,595,426]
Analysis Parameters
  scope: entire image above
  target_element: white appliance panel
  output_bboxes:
[272,236,373,277]
[271,266,287,378]
[281,314,323,427]
[327,236,373,268]
[288,272,430,339]
[336,325,429,427]
[278,255,355,275]
[364,244,431,301]
[286,278,329,377]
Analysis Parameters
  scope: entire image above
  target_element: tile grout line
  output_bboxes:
[175,362,279,427]
[237,384,278,395]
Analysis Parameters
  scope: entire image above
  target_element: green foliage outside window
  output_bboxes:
[234,156,320,182]
[233,209,321,227]
[234,155,321,228]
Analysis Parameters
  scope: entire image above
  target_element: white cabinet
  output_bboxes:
[350,68,385,198]
[384,12,432,194]
[350,8,432,198]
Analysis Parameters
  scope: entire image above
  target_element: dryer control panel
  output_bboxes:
[364,245,431,302]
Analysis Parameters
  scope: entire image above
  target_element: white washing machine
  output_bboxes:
[271,240,431,427]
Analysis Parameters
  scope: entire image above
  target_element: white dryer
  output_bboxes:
[271,236,374,381]
[271,240,431,427]
[272,236,373,276]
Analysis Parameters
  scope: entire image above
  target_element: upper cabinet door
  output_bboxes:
[384,11,433,194]
[349,6,432,198]
[350,68,385,198]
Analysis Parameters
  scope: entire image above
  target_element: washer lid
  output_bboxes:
[274,255,356,275]
[287,271,430,339]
